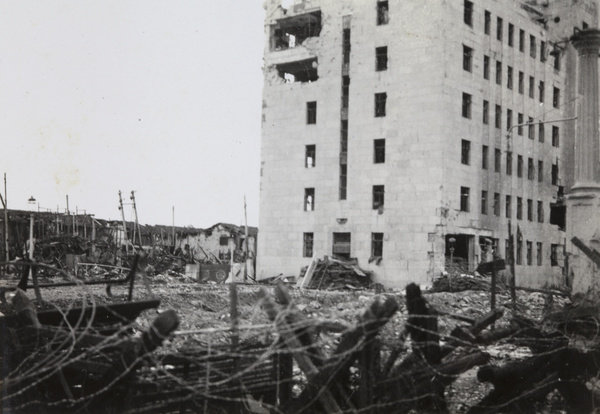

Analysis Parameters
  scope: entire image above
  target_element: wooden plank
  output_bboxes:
[297,256,318,289]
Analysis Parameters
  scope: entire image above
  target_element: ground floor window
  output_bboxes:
[332,232,351,259]
[303,232,314,257]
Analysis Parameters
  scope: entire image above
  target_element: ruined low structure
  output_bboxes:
[257,0,598,289]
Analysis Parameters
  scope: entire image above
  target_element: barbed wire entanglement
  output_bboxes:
[2,265,600,413]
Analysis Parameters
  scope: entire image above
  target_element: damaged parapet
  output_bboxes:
[266,4,321,83]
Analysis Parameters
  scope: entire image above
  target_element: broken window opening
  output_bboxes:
[517,197,523,220]
[482,145,489,170]
[551,244,559,266]
[373,185,385,210]
[461,139,471,165]
[375,92,387,117]
[304,188,315,211]
[460,186,470,212]
[303,232,314,257]
[272,11,322,51]
[305,144,316,168]
[374,139,385,164]
[481,190,488,214]
[332,232,351,259]
[277,58,319,83]
[377,1,389,25]
[371,232,383,259]
[306,101,317,124]
[376,46,388,71]
[493,192,500,216]
[527,241,533,265]
[537,242,543,266]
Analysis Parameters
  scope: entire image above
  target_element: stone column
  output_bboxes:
[567,29,600,295]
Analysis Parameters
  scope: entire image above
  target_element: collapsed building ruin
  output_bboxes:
[257,0,598,290]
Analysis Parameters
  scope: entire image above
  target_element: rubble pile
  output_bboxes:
[299,256,373,290]
[432,273,507,293]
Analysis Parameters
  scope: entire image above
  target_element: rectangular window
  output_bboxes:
[527,199,533,221]
[371,232,384,258]
[305,145,316,168]
[460,186,470,212]
[373,185,384,209]
[529,76,535,98]
[530,35,536,58]
[554,50,561,71]
[464,0,473,26]
[517,155,523,177]
[506,195,512,218]
[537,200,544,223]
[375,93,387,117]
[377,1,389,25]
[496,17,503,41]
[517,113,523,135]
[527,241,533,265]
[537,242,543,266]
[219,236,229,246]
[462,45,472,72]
[538,160,543,182]
[306,101,317,124]
[517,197,523,220]
[483,100,489,124]
[332,232,351,259]
[508,23,514,46]
[304,188,315,211]
[493,192,500,216]
[482,145,489,170]
[495,61,502,85]
[528,117,535,140]
[461,139,471,165]
[483,55,490,80]
[507,66,513,89]
[528,157,535,180]
[374,139,385,163]
[519,29,525,52]
[553,87,560,108]
[540,41,547,62]
[506,109,513,130]
[495,104,501,129]
[552,163,559,185]
[481,190,488,214]
[551,244,559,266]
[506,151,512,175]
[376,46,388,71]
[462,93,472,119]
[552,126,560,147]
[484,10,491,35]
[494,148,501,173]
[539,124,545,142]
[518,71,524,94]
[303,232,314,257]
[539,81,545,103]
[517,239,523,265]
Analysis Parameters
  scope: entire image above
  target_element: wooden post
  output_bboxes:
[172,206,175,252]
[491,252,497,312]
[131,191,143,246]
[3,173,8,264]
[118,191,129,254]
[66,195,70,235]
[91,216,96,257]
[229,282,240,412]
[508,221,516,306]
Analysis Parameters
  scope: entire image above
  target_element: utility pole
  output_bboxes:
[118,191,129,254]
[130,191,143,246]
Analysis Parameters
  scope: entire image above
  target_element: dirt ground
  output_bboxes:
[1,272,571,413]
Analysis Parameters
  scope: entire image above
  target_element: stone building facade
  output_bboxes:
[257,0,597,289]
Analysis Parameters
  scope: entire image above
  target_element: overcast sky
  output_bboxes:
[0,1,265,228]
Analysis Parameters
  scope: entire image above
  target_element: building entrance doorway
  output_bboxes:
[445,234,475,273]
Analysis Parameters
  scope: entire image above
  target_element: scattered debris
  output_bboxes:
[297,256,373,290]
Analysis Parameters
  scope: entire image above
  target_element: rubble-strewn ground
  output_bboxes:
[0,273,574,413]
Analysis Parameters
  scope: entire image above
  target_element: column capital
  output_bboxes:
[571,29,600,55]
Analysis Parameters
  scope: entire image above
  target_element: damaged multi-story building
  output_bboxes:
[257,0,598,289]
